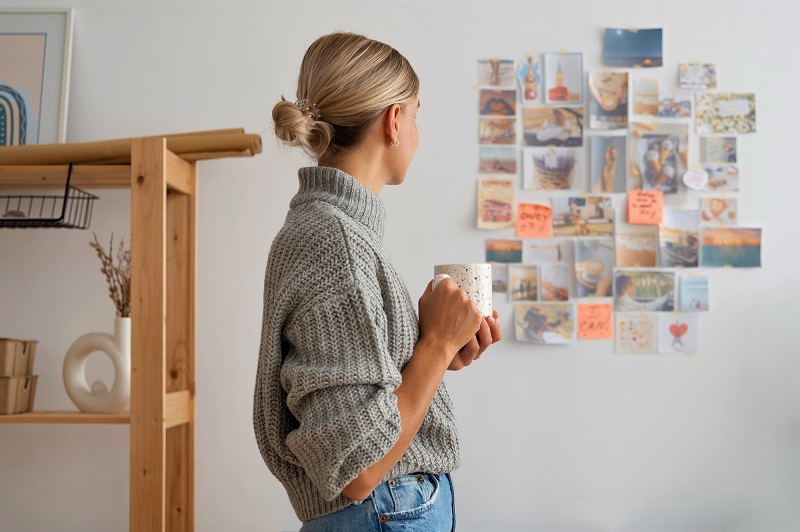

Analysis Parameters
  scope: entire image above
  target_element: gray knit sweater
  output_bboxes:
[253,166,460,522]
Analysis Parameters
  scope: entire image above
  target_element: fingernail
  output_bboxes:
[487,316,496,325]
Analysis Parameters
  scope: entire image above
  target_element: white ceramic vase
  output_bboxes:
[63,316,131,413]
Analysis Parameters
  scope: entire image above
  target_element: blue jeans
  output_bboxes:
[300,472,455,531]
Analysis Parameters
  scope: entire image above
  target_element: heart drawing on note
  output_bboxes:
[669,323,688,338]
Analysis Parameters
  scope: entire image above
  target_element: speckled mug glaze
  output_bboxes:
[433,263,493,317]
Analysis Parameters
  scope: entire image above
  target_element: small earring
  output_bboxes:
[391,139,400,147]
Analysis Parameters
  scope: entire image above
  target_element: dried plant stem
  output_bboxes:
[90,232,132,317]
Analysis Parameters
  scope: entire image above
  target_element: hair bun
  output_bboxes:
[272,97,333,159]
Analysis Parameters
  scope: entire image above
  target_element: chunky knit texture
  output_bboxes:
[253,166,460,522]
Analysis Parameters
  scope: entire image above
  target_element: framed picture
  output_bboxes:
[0,8,74,145]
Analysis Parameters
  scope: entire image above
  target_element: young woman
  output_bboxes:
[253,32,502,531]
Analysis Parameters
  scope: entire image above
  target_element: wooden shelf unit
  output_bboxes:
[0,133,259,531]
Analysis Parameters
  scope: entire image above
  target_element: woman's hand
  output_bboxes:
[448,309,502,371]
[418,278,483,366]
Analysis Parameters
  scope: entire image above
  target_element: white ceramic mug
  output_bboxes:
[433,263,493,317]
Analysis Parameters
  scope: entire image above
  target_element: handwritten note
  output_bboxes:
[577,303,613,339]
[516,203,552,238]
[627,189,663,225]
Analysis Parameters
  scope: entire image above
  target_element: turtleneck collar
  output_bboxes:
[290,166,386,239]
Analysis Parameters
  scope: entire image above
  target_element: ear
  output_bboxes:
[383,104,402,145]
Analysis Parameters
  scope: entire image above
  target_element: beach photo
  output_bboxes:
[479,117,516,145]
[658,91,692,118]
[659,207,700,268]
[633,78,659,116]
[588,71,628,130]
[526,239,574,302]
[679,63,717,90]
[604,28,663,68]
[509,264,539,301]
[523,106,583,147]
[543,52,583,105]
[700,197,737,226]
[679,275,709,312]
[615,312,658,354]
[477,58,515,87]
[552,196,614,237]
[491,263,509,293]
[590,135,627,193]
[614,269,676,312]
[616,228,658,267]
[514,302,575,345]
[700,228,762,268]
[574,238,614,297]
[479,89,517,116]
[522,147,583,190]
[479,146,517,174]
[486,238,524,263]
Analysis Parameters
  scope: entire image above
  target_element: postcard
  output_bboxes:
[658,91,692,118]
[479,89,517,116]
[702,164,739,193]
[574,238,614,297]
[526,239,574,301]
[659,207,700,268]
[616,229,658,267]
[604,28,663,68]
[491,262,508,293]
[516,203,552,239]
[477,177,515,229]
[700,228,762,268]
[517,54,542,104]
[657,314,700,354]
[543,52,583,105]
[522,106,583,147]
[522,147,583,191]
[629,122,689,194]
[700,197,737,226]
[479,146,517,174]
[577,303,614,339]
[589,135,627,194]
[509,264,539,301]
[479,117,516,145]
[486,238,524,263]
[700,136,737,163]
[477,58,515,87]
[615,312,658,354]
[695,93,756,135]
[614,269,676,312]
[679,274,709,312]
[551,196,614,238]
[633,78,659,116]
[514,302,575,344]
[679,63,717,90]
[588,72,629,130]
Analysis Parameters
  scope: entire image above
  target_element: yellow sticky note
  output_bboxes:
[577,303,614,339]
[627,189,664,225]
[516,203,552,239]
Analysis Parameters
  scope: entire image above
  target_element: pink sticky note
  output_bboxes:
[577,303,613,340]
[516,203,552,238]
[627,189,664,225]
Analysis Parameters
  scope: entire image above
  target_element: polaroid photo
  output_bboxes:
[702,164,739,193]
[525,239,574,301]
[633,78,659,116]
[477,58,515,87]
[588,71,629,130]
[491,262,509,294]
[604,28,663,68]
[700,197,737,226]
[574,238,615,298]
[543,52,584,105]
[551,196,614,238]
[477,176,515,229]
[486,238,524,264]
[590,135,627,194]
[700,228,762,268]
[614,269,676,312]
[479,89,517,117]
[679,274,709,312]
[659,207,700,268]
[479,117,516,145]
[517,54,542,104]
[679,63,717,90]
[514,302,575,345]
[522,106,583,147]
[700,136,737,163]
[522,147,584,191]
[479,146,517,174]
[616,228,658,267]
[509,264,539,301]
[695,93,756,135]
[615,312,658,354]
[629,122,689,194]
[657,313,700,354]
[658,91,692,118]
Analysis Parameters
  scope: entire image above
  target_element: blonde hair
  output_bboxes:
[273,32,419,159]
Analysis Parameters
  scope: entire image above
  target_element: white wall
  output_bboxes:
[1,1,798,531]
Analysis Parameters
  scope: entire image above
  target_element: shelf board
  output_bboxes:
[0,165,132,190]
[0,410,130,424]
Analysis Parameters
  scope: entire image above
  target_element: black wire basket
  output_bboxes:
[0,163,98,229]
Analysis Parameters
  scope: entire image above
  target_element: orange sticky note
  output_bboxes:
[627,189,663,225]
[577,303,613,339]
[516,203,552,238]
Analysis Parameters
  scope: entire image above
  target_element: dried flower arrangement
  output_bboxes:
[90,233,131,318]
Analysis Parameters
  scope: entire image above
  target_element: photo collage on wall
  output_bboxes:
[475,27,761,354]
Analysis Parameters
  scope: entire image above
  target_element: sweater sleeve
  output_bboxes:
[280,282,403,501]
